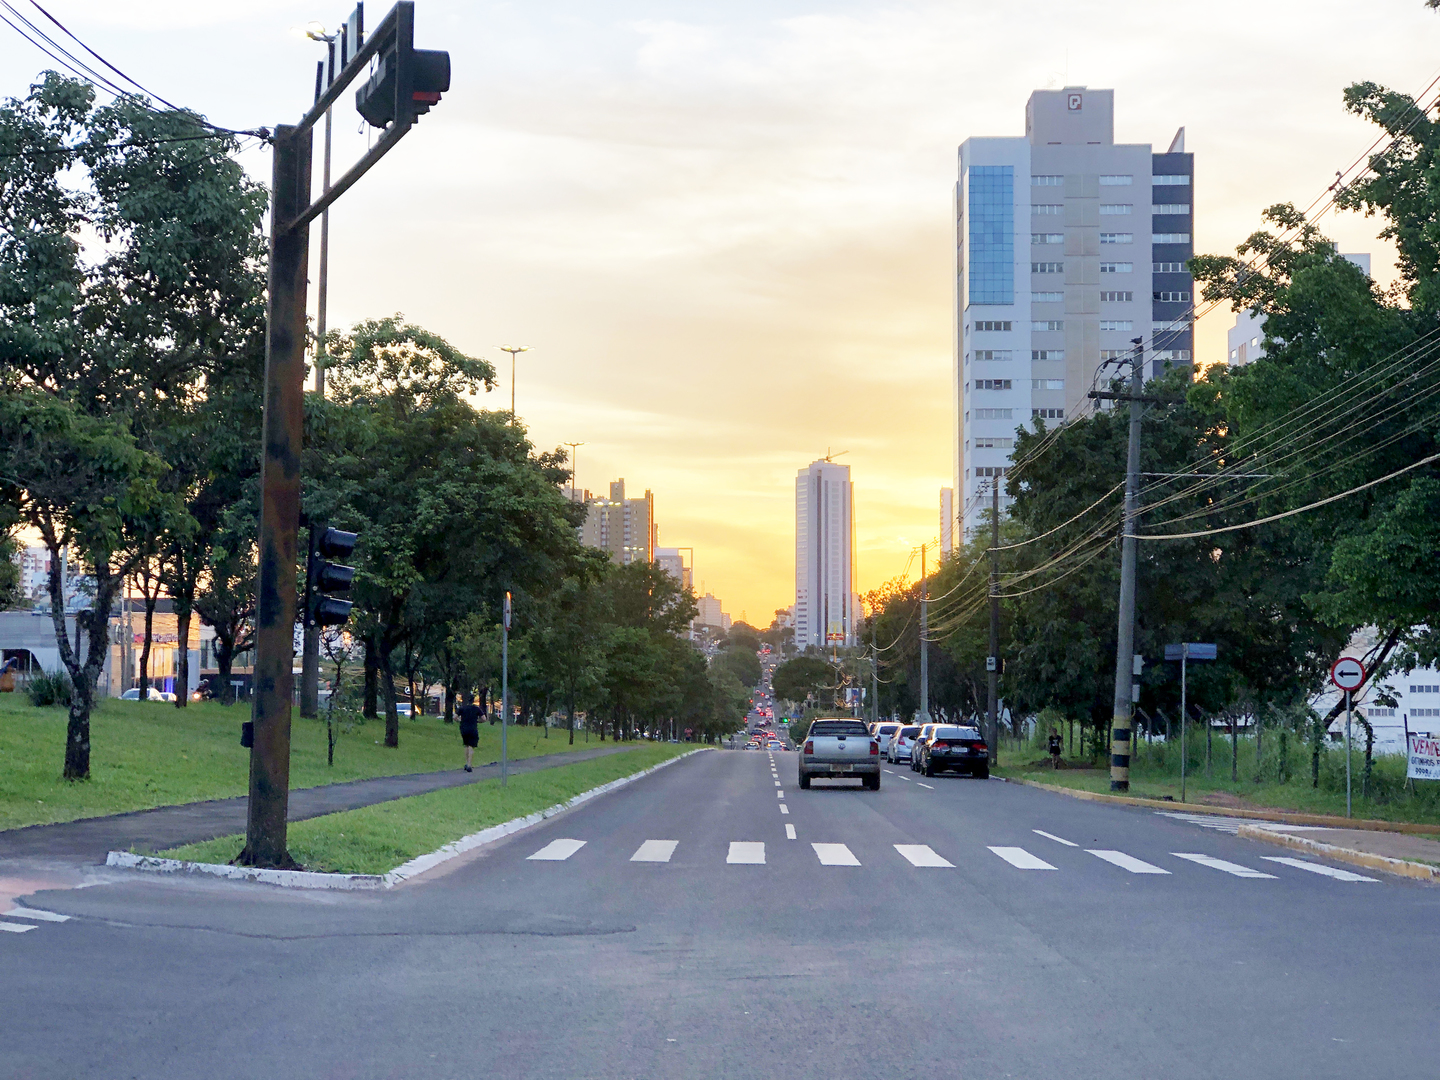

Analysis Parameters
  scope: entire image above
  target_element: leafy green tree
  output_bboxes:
[711,645,761,689]
[772,655,833,709]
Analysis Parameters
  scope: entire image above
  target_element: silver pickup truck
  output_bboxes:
[798,718,880,790]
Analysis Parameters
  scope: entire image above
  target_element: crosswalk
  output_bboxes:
[518,836,1379,882]
[1,906,71,937]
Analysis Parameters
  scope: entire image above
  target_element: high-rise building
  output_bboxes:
[954,87,1194,536]
[694,592,731,632]
[654,547,693,591]
[939,487,955,557]
[794,458,858,650]
[579,479,655,565]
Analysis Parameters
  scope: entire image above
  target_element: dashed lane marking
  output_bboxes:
[785,824,797,840]
[895,844,954,868]
[777,790,784,798]
[779,804,789,814]
[1172,853,1277,878]
[728,842,766,865]
[916,782,935,790]
[527,839,587,861]
[988,846,1057,870]
[630,840,679,863]
[3,908,69,922]
[0,922,36,933]
[1088,849,1170,874]
[1033,829,1077,847]
[774,781,781,787]
[812,843,861,866]
[1260,856,1378,882]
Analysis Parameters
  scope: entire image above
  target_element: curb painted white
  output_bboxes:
[1235,824,1440,883]
[106,747,711,891]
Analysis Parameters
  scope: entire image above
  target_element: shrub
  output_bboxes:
[27,669,73,708]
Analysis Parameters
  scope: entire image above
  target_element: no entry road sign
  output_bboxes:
[1331,656,1366,692]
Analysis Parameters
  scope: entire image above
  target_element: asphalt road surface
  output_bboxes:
[5,748,1438,1079]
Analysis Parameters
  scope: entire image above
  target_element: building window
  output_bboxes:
[974,379,1013,390]
[1100,233,1133,244]
[1412,685,1440,693]
[1099,175,1133,185]
[974,408,1014,419]
[1032,408,1065,419]
[974,349,1013,361]
[1032,320,1063,331]
[1100,204,1132,215]
[974,466,1007,478]
[1031,261,1063,273]
[1032,232,1064,245]
[1100,291,1133,302]
[974,320,1012,332]
[1152,204,1191,214]
[1100,349,1130,360]
[1414,708,1440,717]
[1100,262,1133,273]
[1153,291,1191,302]
[1154,320,1191,334]
[1031,349,1064,361]
[1100,320,1133,331]
[1153,233,1191,244]
[1153,174,1191,186]
[1367,708,1396,717]
[974,437,1014,449]
[968,165,1014,305]
[1154,350,1192,363]
[1153,262,1188,273]
[1032,291,1063,302]
[1032,204,1063,215]
[1031,174,1063,186]
[1032,378,1064,390]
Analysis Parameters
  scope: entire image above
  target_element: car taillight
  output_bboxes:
[804,740,814,754]
[870,741,879,755]
[972,741,987,752]
[932,742,949,750]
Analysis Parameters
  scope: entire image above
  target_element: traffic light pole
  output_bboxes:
[239,123,312,868]
[1109,340,1144,792]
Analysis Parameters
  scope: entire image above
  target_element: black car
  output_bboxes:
[918,725,989,778]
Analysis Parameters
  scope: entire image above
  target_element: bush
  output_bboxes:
[27,669,73,708]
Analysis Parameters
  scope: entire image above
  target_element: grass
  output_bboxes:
[993,729,1440,825]
[158,743,696,874]
[0,692,612,831]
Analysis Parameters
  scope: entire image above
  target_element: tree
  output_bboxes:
[711,645,760,689]
[772,656,833,709]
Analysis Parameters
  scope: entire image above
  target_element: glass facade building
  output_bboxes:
[967,165,1014,305]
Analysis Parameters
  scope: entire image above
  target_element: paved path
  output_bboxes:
[0,743,633,860]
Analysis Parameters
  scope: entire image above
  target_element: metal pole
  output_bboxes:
[919,542,929,722]
[871,620,879,727]
[501,591,511,786]
[241,123,312,868]
[988,479,1000,765]
[1180,647,1187,804]
[1345,689,1352,818]
[1109,339,1144,791]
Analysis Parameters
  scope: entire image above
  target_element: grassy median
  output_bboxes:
[0,693,611,831]
[158,743,697,874]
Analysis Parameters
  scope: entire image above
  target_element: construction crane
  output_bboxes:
[823,448,849,463]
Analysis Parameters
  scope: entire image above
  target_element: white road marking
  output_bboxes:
[527,838,587,861]
[728,842,766,865]
[776,790,784,798]
[897,773,911,781]
[895,844,954,868]
[779,803,789,815]
[916,782,935,790]
[1088,849,1170,874]
[812,843,861,866]
[1171,853,1277,878]
[785,824,797,840]
[1033,829,1077,847]
[1156,811,1329,835]
[774,781,781,787]
[988,846,1057,870]
[1260,856,1379,882]
[3,907,69,922]
[630,840,679,863]
[0,922,36,933]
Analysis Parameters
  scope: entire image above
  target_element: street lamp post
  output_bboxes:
[563,441,584,501]
[498,344,530,420]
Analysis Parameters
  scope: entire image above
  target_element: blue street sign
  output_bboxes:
[1164,642,1217,661]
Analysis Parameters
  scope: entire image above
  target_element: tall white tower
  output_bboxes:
[795,459,858,651]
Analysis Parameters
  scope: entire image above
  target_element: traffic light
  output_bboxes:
[354,9,450,129]
[306,526,357,628]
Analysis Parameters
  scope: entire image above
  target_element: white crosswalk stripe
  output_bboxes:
[630,840,678,863]
[728,842,766,864]
[812,843,860,866]
[1033,829,1077,847]
[895,844,954,868]
[1088,849,1170,874]
[988,846,1057,870]
[3,907,69,923]
[527,839,587,861]
[1260,856,1378,882]
[0,922,36,934]
[1171,853,1276,878]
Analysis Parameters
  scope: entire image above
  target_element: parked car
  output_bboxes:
[917,725,989,778]
[798,717,880,790]
[119,688,166,701]
[872,722,901,756]
[887,724,921,764]
[909,723,940,771]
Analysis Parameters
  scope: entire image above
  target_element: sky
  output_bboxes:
[4,0,1439,624]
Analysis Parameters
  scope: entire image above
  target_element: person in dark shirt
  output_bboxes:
[456,693,484,772]
[1048,728,1064,769]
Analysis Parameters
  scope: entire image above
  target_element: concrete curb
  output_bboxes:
[1001,775,1440,835]
[105,747,711,891]
[1234,825,1440,883]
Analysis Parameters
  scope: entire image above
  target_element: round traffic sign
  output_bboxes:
[1330,656,1366,692]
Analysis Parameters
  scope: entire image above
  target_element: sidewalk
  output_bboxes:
[0,744,634,861]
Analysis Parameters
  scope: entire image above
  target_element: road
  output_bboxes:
[4,748,1437,1079]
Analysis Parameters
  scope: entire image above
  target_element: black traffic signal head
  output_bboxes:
[356,43,450,128]
[307,526,358,628]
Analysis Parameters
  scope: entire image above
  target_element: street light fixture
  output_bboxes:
[563,441,584,501]
[498,344,530,421]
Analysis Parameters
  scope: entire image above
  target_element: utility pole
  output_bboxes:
[1108,339,1145,792]
[919,542,929,723]
[501,590,511,786]
[871,617,879,726]
[988,479,1000,766]
[499,344,530,421]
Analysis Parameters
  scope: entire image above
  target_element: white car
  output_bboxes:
[889,724,921,764]
[120,688,166,701]
[873,722,901,757]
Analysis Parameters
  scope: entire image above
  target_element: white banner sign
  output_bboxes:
[1408,733,1440,781]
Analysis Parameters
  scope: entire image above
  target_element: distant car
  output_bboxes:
[873,722,901,756]
[119,688,166,701]
[917,725,989,779]
[887,724,921,764]
[159,691,177,702]
[909,723,940,771]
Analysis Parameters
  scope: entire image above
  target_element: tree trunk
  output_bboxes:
[138,593,156,699]
[1311,714,1323,789]
[379,634,399,748]
[363,633,378,718]
[567,690,575,746]
[174,602,193,709]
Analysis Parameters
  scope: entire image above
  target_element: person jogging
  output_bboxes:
[456,693,484,772]
[1048,728,1064,769]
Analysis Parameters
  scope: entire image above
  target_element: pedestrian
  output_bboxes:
[456,692,484,772]
[1048,727,1064,769]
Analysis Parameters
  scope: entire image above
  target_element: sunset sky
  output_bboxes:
[4,0,1437,623]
